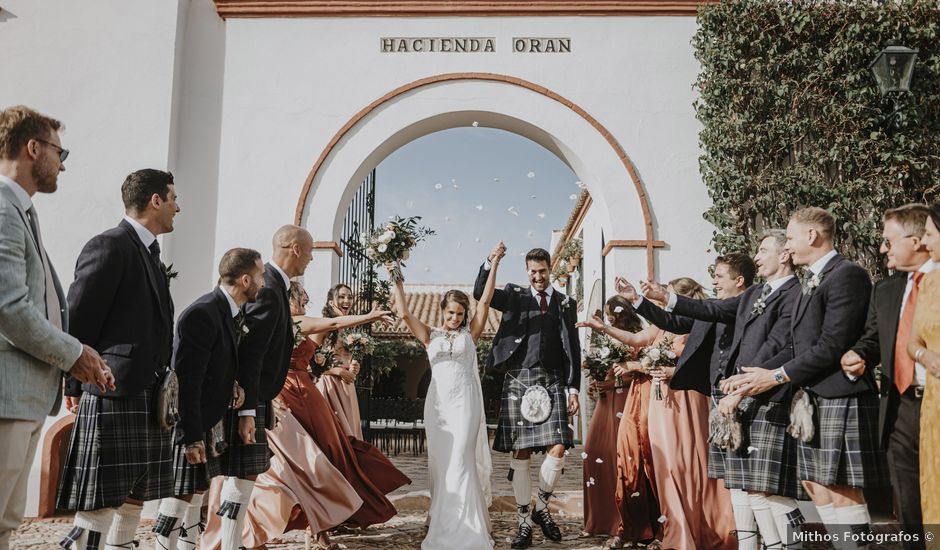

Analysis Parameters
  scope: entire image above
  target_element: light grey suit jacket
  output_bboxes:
[0,183,82,421]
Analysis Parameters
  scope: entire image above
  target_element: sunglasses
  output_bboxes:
[35,139,69,162]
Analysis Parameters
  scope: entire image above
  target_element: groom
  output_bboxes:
[474,244,581,549]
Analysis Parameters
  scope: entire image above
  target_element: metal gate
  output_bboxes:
[337,169,376,439]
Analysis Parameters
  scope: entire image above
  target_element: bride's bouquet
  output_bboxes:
[639,337,678,400]
[584,332,633,384]
[340,330,376,362]
[361,216,436,282]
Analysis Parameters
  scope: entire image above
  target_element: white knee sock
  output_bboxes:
[63,508,116,550]
[535,455,564,513]
[729,489,759,550]
[154,498,189,550]
[178,494,204,550]
[749,493,782,549]
[767,495,804,547]
[509,458,532,526]
[815,502,839,543]
[218,478,254,550]
[835,504,871,549]
[105,502,142,550]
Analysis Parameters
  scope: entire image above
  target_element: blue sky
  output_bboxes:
[373,127,581,284]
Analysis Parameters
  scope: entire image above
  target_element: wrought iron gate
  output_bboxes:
[337,169,376,439]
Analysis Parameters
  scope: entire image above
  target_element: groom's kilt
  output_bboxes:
[217,402,272,478]
[797,393,888,488]
[57,387,174,510]
[494,365,574,453]
[724,400,805,499]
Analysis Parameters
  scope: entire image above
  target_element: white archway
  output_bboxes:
[296,75,660,296]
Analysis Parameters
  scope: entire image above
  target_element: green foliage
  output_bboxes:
[560,237,583,260]
[370,337,424,384]
[693,0,940,278]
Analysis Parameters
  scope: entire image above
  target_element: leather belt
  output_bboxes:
[904,386,925,399]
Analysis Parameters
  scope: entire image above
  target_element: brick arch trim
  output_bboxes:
[295,72,659,279]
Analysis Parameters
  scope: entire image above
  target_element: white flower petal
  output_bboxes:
[564,450,570,456]
[747,446,759,454]
[631,492,640,498]
[537,212,546,219]
[616,412,624,418]
[517,421,524,426]
[613,306,625,313]
[530,194,537,199]
[493,177,500,182]
[595,458,604,463]
[569,194,578,200]
[515,338,523,343]
[471,121,479,127]
[581,452,588,459]
[509,395,519,401]
[589,477,595,484]
[527,171,535,178]
[434,183,442,190]
[475,204,484,211]
[658,515,667,523]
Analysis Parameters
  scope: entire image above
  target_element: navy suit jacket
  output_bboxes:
[237,263,293,411]
[66,220,174,397]
[173,288,240,445]
[782,253,875,398]
[671,277,800,402]
[634,298,716,396]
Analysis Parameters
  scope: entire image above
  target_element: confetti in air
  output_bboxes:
[658,516,667,524]
[507,207,519,216]
[614,306,625,313]
[474,237,481,243]
[472,121,479,127]
[631,492,640,498]
[453,184,460,190]
[493,177,500,182]
[595,458,604,464]
[569,194,578,200]
[747,446,759,454]
[537,213,546,219]
[616,412,624,418]
[527,171,535,178]
[434,183,442,190]
[475,205,484,211]
[444,216,451,222]
[530,194,537,199]
[581,452,588,459]
[527,231,535,237]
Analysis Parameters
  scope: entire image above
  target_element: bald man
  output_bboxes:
[214,225,314,550]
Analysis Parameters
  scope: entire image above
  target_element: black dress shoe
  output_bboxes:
[510,523,533,549]
[532,508,562,541]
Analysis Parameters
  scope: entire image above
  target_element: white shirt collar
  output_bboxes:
[914,259,937,276]
[0,174,33,211]
[531,285,554,300]
[766,274,796,294]
[123,215,157,248]
[808,249,838,277]
[270,261,291,290]
[219,286,240,318]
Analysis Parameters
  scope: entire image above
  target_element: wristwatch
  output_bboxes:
[772,368,787,385]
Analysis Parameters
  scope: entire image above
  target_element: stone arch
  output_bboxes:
[295,72,662,289]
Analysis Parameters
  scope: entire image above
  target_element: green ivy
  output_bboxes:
[370,338,424,384]
[693,0,940,278]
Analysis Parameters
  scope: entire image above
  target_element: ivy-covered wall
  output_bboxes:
[693,0,940,278]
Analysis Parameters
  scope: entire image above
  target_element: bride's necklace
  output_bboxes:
[441,327,462,356]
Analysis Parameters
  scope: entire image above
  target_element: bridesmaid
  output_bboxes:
[577,295,650,549]
[580,297,664,548]
[908,202,940,548]
[314,284,364,438]
[639,277,735,550]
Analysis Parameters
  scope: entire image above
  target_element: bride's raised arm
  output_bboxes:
[387,261,432,346]
[470,242,504,343]
[292,307,393,336]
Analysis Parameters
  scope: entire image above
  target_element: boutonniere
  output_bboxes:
[164,263,178,286]
[559,294,573,313]
[801,272,823,295]
[751,296,767,316]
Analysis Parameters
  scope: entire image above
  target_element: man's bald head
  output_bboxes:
[271,224,314,278]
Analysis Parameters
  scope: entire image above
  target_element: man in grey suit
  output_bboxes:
[0,105,113,550]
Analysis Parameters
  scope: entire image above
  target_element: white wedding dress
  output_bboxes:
[422,327,493,550]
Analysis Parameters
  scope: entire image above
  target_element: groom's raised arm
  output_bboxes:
[473,261,510,311]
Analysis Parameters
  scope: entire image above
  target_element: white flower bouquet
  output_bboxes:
[584,332,634,383]
[639,337,678,400]
[361,216,436,282]
[340,330,376,362]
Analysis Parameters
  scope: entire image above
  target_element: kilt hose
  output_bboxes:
[723,400,806,499]
[798,393,889,488]
[171,434,223,497]
[57,387,174,510]
[217,402,271,478]
[493,364,574,454]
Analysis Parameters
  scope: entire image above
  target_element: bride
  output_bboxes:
[387,245,502,550]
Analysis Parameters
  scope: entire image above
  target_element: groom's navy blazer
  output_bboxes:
[473,265,581,391]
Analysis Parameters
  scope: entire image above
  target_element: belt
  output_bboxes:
[903,386,925,400]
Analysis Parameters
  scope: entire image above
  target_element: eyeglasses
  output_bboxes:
[34,139,69,162]
[882,235,915,250]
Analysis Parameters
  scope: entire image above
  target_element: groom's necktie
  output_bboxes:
[538,291,548,314]
[25,206,63,330]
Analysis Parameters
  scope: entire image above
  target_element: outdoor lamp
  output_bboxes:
[869,43,918,96]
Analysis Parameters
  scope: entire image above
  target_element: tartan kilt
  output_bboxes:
[706,398,726,480]
[171,436,223,497]
[493,365,574,453]
[217,402,271,478]
[57,387,174,510]
[797,393,888,488]
[724,400,805,499]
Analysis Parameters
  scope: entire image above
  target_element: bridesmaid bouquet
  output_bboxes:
[639,337,678,400]
[584,332,633,384]
[361,216,436,282]
[311,344,338,377]
[340,330,376,362]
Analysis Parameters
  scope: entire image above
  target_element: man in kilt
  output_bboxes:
[212,225,314,550]
[841,204,934,550]
[151,248,264,550]
[58,169,180,550]
[652,230,804,549]
[726,207,889,542]
[473,245,581,549]
[621,254,754,541]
